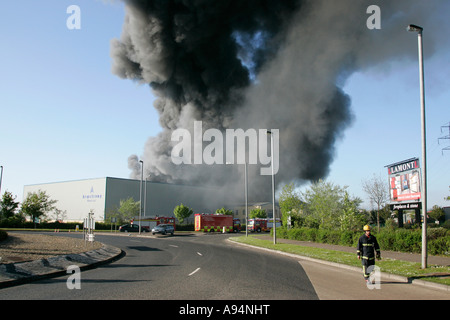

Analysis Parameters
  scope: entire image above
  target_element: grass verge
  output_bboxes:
[230,235,450,287]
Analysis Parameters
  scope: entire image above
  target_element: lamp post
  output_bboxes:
[267,130,276,244]
[407,24,427,269]
[139,160,143,235]
[0,166,3,196]
[245,161,248,237]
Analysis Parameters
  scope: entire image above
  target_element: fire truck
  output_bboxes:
[134,216,176,231]
[195,214,241,233]
[247,218,281,232]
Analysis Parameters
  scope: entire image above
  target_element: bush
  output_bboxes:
[176,223,195,231]
[276,225,450,256]
[0,230,7,241]
[428,237,450,256]
[340,230,355,246]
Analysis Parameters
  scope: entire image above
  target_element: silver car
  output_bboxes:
[152,224,175,235]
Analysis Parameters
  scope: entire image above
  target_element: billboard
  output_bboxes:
[386,158,421,203]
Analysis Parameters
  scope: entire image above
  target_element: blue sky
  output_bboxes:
[0,1,449,211]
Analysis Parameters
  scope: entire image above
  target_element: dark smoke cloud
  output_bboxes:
[112,0,447,201]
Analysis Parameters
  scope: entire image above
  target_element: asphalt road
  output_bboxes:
[0,232,318,300]
[0,232,447,303]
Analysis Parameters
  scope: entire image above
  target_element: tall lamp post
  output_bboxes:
[267,130,276,244]
[139,160,143,235]
[407,24,427,269]
[0,166,3,196]
[245,162,248,237]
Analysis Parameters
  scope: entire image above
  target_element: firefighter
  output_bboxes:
[357,225,381,282]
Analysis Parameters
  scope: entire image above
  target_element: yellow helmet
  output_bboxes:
[363,225,371,231]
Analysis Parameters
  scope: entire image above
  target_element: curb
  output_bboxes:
[228,239,450,293]
[0,243,123,289]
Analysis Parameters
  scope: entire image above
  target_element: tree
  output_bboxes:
[174,203,193,224]
[0,191,20,220]
[429,205,445,223]
[279,183,302,226]
[362,174,389,231]
[339,191,365,231]
[300,180,346,229]
[21,190,57,226]
[116,197,140,224]
[216,207,233,215]
[250,208,267,219]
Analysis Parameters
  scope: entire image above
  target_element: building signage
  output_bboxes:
[82,186,103,203]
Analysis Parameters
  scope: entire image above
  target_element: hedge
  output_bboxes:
[0,230,7,241]
[274,226,449,256]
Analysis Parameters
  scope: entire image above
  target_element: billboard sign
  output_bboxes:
[386,158,421,203]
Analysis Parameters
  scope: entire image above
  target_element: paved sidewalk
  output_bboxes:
[254,235,450,266]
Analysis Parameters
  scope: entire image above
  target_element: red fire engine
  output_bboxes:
[247,218,281,232]
[135,216,176,231]
[195,214,241,232]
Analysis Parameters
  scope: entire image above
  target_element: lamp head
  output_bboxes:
[407,24,423,33]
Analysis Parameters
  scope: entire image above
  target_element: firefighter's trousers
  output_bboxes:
[361,258,375,280]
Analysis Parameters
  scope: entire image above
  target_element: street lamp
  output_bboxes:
[245,161,248,237]
[0,166,3,196]
[267,130,276,244]
[407,24,428,269]
[139,160,143,235]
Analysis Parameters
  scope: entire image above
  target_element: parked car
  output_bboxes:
[152,224,174,235]
[119,224,149,233]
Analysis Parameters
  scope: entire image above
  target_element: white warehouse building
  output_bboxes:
[23,177,229,223]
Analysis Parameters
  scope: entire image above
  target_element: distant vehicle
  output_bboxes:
[247,218,281,233]
[152,224,175,235]
[119,224,149,233]
[194,214,240,233]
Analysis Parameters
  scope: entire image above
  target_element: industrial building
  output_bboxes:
[23,177,230,223]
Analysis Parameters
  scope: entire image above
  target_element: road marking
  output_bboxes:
[197,252,203,256]
[169,245,179,248]
[189,268,201,276]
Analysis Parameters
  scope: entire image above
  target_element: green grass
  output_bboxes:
[230,235,450,287]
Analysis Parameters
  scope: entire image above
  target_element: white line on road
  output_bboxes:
[189,268,201,276]
[197,252,203,256]
[169,245,179,248]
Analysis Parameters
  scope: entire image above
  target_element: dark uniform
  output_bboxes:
[357,233,381,280]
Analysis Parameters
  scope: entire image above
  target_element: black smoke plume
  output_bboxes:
[111,0,446,201]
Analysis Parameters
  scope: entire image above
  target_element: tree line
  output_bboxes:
[279,178,448,231]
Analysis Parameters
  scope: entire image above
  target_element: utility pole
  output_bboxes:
[438,123,450,154]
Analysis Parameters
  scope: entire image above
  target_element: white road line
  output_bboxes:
[169,245,179,248]
[197,252,203,256]
[189,268,201,276]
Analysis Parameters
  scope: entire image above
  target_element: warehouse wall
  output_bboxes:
[23,177,230,223]
[23,178,107,222]
[105,177,228,219]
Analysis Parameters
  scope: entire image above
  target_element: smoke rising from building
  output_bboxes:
[111,0,446,202]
